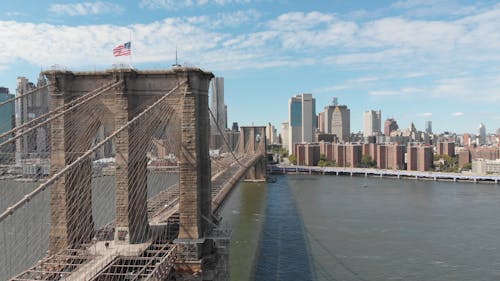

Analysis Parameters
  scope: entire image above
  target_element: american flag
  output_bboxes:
[113,41,131,57]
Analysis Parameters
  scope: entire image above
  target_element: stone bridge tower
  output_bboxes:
[239,126,267,181]
[45,68,214,257]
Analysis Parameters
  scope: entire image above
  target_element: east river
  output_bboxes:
[2,174,500,280]
[221,174,500,281]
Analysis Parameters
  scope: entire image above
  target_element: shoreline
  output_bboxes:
[268,164,500,184]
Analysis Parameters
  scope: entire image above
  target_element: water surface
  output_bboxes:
[222,174,500,281]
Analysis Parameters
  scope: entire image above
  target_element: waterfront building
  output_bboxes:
[456,146,500,169]
[295,143,320,166]
[407,145,418,171]
[457,148,471,168]
[363,110,381,137]
[288,93,316,153]
[319,141,333,161]
[345,144,362,168]
[15,74,50,166]
[333,143,346,166]
[362,143,378,163]
[418,146,433,171]
[377,144,405,170]
[471,146,500,160]
[472,159,500,174]
[281,121,289,153]
[437,142,456,157]
[384,118,399,136]
[406,144,433,171]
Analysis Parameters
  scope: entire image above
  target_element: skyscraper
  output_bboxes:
[266,122,278,145]
[322,98,350,142]
[0,87,14,134]
[0,87,15,163]
[281,121,289,152]
[384,118,399,136]
[425,120,432,134]
[317,111,325,133]
[363,110,381,137]
[15,74,50,166]
[332,105,350,142]
[322,97,337,134]
[288,93,316,152]
[209,77,227,149]
[478,123,486,145]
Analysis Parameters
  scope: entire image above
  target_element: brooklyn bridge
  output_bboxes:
[0,67,267,280]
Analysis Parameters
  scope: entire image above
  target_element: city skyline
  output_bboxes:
[0,0,499,134]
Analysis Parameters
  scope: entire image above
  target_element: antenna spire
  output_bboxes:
[172,46,181,67]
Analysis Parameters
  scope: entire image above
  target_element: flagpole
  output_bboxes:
[129,29,133,69]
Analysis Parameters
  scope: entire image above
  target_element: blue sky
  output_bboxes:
[0,0,499,134]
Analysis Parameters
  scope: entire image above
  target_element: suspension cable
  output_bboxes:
[0,81,121,140]
[0,80,123,149]
[208,107,246,168]
[0,84,50,108]
[0,80,186,223]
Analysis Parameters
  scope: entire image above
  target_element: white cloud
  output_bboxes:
[315,85,350,93]
[49,1,124,16]
[186,9,261,29]
[369,87,425,96]
[5,11,22,17]
[431,75,500,101]
[0,2,499,90]
[139,0,252,10]
[357,17,465,51]
[451,112,464,117]
[267,12,335,31]
[416,112,433,117]
[403,72,428,78]
[0,18,223,67]
[392,0,432,9]
[391,0,478,17]
[369,90,401,96]
[325,49,414,66]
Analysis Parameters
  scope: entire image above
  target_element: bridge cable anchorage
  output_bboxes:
[0,80,122,142]
[208,107,247,169]
[0,83,51,108]
[0,80,187,223]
